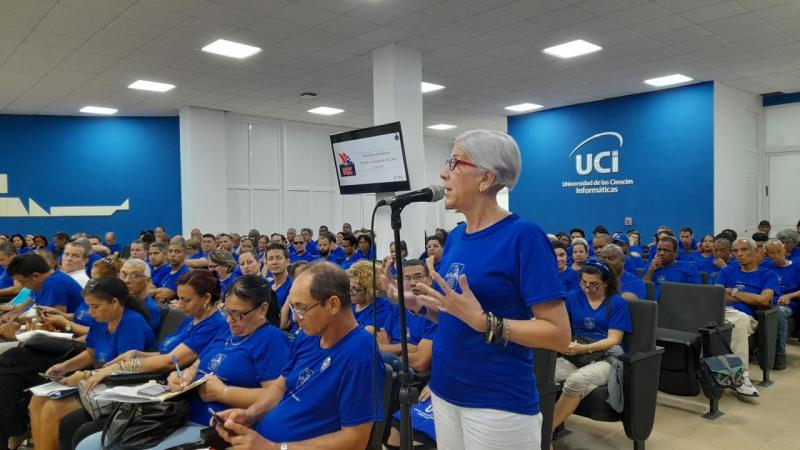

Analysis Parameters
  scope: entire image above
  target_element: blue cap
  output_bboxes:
[611,232,629,245]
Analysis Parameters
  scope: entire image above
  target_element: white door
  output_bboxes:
[743,176,758,236]
[768,152,800,231]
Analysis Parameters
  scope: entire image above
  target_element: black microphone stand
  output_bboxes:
[390,204,419,450]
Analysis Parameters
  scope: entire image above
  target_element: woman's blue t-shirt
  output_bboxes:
[353,296,397,330]
[559,268,579,293]
[255,327,384,443]
[158,310,228,355]
[271,276,293,309]
[565,290,632,341]
[159,265,190,293]
[429,214,565,416]
[189,324,290,425]
[86,309,156,367]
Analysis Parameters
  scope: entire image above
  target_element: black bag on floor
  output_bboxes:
[100,400,188,450]
[699,324,744,390]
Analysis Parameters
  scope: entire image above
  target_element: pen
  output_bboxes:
[172,356,183,384]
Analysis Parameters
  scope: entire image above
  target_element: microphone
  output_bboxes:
[377,185,445,208]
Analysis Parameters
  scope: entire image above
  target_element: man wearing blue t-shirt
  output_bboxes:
[215,262,384,449]
[553,241,579,293]
[290,236,317,263]
[151,242,189,302]
[763,239,800,370]
[679,227,698,254]
[0,242,21,300]
[187,233,215,269]
[317,234,343,265]
[104,231,122,259]
[600,244,646,300]
[339,234,363,270]
[301,228,318,255]
[7,253,83,315]
[643,237,701,299]
[147,242,171,287]
[120,259,161,332]
[777,229,800,264]
[716,238,779,396]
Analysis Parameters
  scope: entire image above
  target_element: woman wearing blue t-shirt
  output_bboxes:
[31,277,156,450]
[75,275,290,450]
[208,250,239,297]
[690,234,716,282]
[552,262,632,433]
[348,260,397,330]
[571,238,590,271]
[385,130,571,449]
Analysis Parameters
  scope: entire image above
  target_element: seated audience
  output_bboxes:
[776,229,800,263]
[103,231,121,258]
[75,275,290,450]
[301,227,318,255]
[238,249,263,277]
[30,277,156,450]
[214,263,384,450]
[291,235,317,263]
[385,385,436,450]
[208,249,239,296]
[129,239,148,261]
[339,234,363,270]
[752,232,769,261]
[679,226,698,253]
[716,238,779,396]
[151,241,190,302]
[591,233,611,254]
[553,262,632,433]
[7,252,84,314]
[187,233,216,268]
[386,240,408,277]
[147,241,171,287]
[762,239,800,371]
[0,242,21,299]
[690,234,717,281]
[758,220,772,236]
[424,236,444,273]
[348,260,397,329]
[377,259,437,373]
[317,233,343,265]
[357,233,376,261]
[553,241,579,293]
[218,234,239,262]
[610,232,644,273]
[643,236,701,299]
[599,244,646,300]
[570,238,590,271]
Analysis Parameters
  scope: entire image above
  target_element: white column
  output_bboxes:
[179,106,228,235]
[372,44,431,259]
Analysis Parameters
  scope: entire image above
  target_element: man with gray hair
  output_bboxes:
[762,239,800,370]
[715,238,780,396]
[60,241,90,288]
[776,229,800,263]
[120,258,161,331]
[598,244,646,300]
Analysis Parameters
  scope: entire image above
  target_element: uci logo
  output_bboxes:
[568,132,622,176]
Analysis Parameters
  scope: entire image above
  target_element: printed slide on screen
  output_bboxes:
[333,132,407,186]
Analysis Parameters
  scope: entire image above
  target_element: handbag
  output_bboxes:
[100,400,188,450]
[700,354,744,390]
[23,334,86,354]
[564,335,607,368]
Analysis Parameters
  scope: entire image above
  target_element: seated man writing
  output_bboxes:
[215,262,385,450]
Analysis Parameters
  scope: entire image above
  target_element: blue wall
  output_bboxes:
[0,115,180,244]
[508,82,714,237]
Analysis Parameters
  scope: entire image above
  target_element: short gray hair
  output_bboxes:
[454,129,521,190]
[776,229,800,246]
[123,258,152,278]
[733,237,756,250]
[765,238,784,251]
[208,250,237,271]
[68,239,91,258]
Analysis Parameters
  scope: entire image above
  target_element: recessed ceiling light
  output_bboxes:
[80,106,117,115]
[644,74,693,87]
[201,39,261,59]
[427,124,457,130]
[421,82,444,93]
[128,80,175,92]
[308,106,344,115]
[543,39,602,59]
[505,103,543,113]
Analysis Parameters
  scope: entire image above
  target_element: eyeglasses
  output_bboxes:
[207,263,219,270]
[288,301,320,320]
[219,304,260,322]
[293,241,304,245]
[350,287,364,294]
[579,281,604,291]
[403,273,428,282]
[445,156,478,171]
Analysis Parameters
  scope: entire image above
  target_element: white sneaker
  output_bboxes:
[735,374,759,397]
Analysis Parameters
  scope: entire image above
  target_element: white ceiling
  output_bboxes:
[2,0,800,137]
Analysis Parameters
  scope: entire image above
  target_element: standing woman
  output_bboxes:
[386,129,570,449]
[29,277,156,450]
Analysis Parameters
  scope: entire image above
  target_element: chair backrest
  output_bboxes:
[367,363,394,450]
[699,271,708,285]
[644,281,655,300]
[623,299,658,353]
[534,347,556,383]
[657,282,725,332]
[156,306,187,345]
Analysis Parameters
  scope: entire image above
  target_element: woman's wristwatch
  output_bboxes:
[280,443,288,450]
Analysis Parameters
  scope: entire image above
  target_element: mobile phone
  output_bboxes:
[38,372,64,381]
[208,408,230,430]
[137,383,170,397]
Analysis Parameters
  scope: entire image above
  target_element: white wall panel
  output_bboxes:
[285,126,312,186]
[250,123,281,188]
[225,121,250,186]
[285,190,312,230]
[252,189,281,233]
[766,104,800,148]
[226,188,250,233]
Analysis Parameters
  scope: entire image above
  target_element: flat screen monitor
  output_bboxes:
[330,122,411,195]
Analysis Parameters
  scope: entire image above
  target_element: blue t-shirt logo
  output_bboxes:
[735,282,746,291]
[320,356,331,373]
[584,317,596,330]
[657,275,666,284]
[445,263,465,289]
[208,353,226,372]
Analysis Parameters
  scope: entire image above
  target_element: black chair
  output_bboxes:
[121,245,131,259]
[655,282,732,418]
[367,363,396,450]
[155,305,187,345]
[644,281,655,300]
[534,348,558,450]
[699,271,708,285]
[751,308,778,387]
[565,299,663,450]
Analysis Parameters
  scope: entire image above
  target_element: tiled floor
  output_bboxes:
[554,340,800,450]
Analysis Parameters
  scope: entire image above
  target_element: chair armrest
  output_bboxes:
[699,323,734,357]
[619,347,665,364]
[622,346,663,443]
[754,308,778,373]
